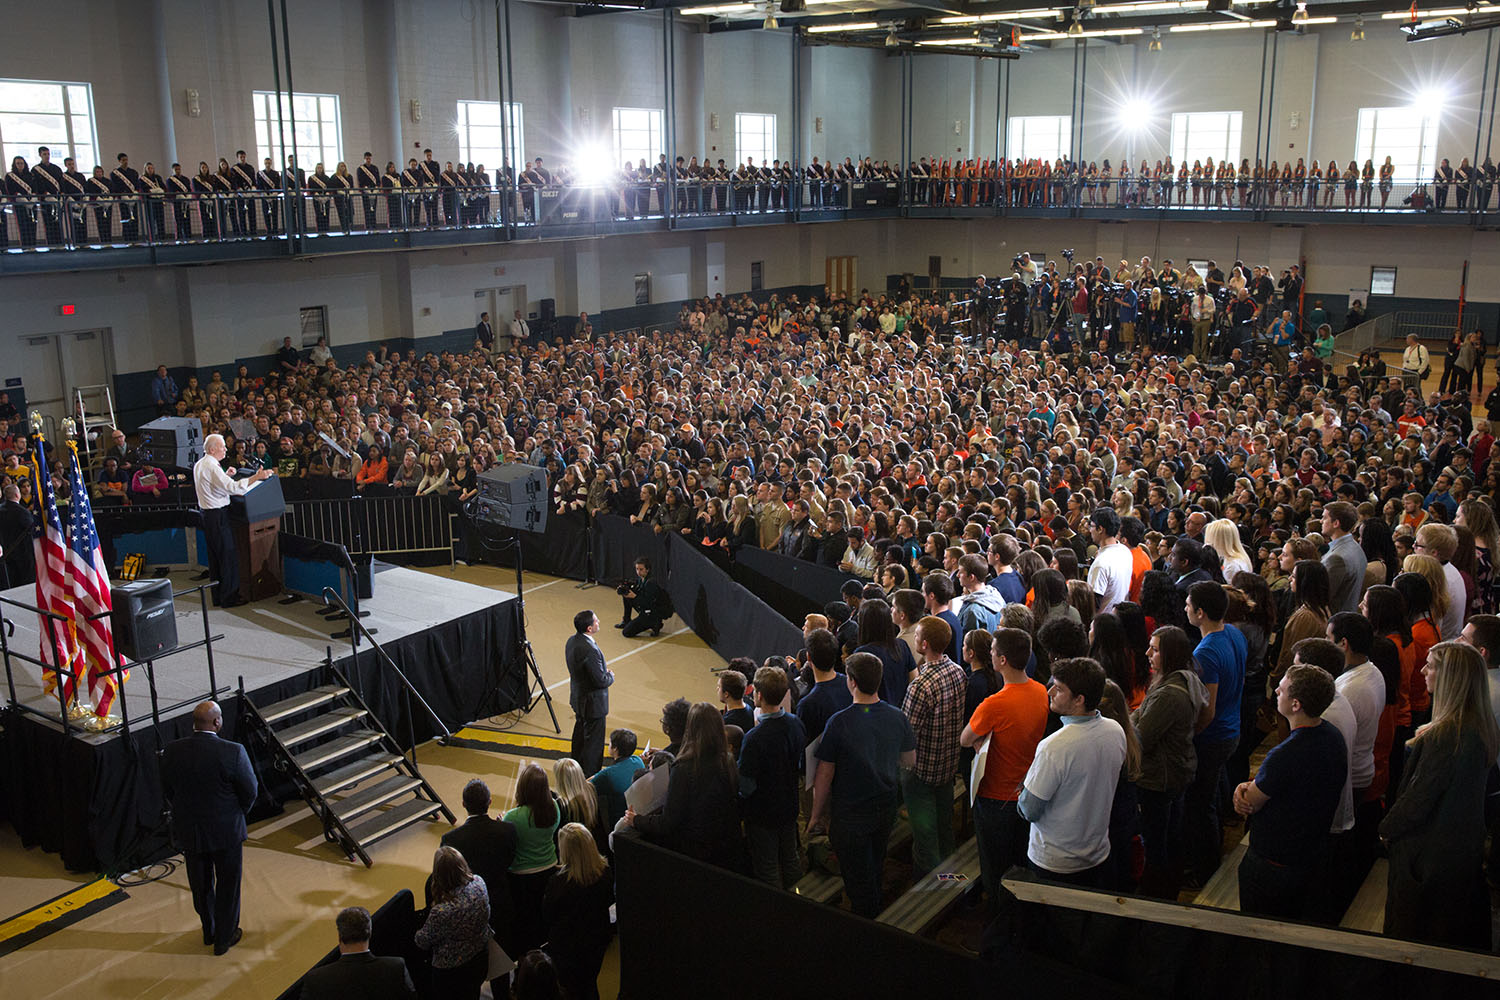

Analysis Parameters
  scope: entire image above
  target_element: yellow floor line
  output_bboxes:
[0,878,123,947]
[450,727,572,751]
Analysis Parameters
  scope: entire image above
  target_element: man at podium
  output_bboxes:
[194,433,273,607]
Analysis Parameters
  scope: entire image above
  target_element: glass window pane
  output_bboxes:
[67,85,89,110]
[0,81,65,113]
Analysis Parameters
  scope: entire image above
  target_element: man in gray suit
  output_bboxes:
[160,700,258,955]
[566,609,614,776]
[1319,502,1367,615]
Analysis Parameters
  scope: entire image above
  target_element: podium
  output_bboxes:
[230,476,286,601]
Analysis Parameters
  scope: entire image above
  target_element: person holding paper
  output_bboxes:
[193,432,272,608]
[961,628,1048,909]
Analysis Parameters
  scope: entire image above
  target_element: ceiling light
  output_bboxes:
[806,20,878,31]
[1351,14,1365,38]
[1381,7,1476,18]
[886,29,899,46]
[1293,1,1308,22]
[1096,0,1206,11]
[1300,15,1336,23]
[915,36,991,45]
[1170,18,1274,30]
[938,9,1062,23]
[1148,26,1163,48]
[1026,26,1143,38]
[1067,19,1084,34]
[680,2,754,13]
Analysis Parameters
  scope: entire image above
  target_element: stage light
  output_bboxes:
[1148,26,1163,49]
[886,29,900,46]
[1293,1,1308,23]
[1067,18,1085,34]
[764,12,778,28]
[571,144,614,185]
[1415,85,1451,108]
[1351,14,1365,38]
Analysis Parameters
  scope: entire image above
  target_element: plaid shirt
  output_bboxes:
[902,656,968,785]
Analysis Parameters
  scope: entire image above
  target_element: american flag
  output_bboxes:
[30,438,81,705]
[64,442,125,717]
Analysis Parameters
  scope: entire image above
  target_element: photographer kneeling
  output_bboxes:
[617,557,670,638]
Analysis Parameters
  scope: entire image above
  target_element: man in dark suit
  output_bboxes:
[566,609,614,776]
[0,482,36,588]
[300,906,416,1000]
[159,700,258,955]
[433,779,517,988]
[475,311,494,354]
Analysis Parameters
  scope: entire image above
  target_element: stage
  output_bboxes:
[0,565,526,872]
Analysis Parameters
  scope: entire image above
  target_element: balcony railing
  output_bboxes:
[0,174,1489,262]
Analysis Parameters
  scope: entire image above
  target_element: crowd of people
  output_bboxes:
[5,246,1500,976]
[9,143,1498,250]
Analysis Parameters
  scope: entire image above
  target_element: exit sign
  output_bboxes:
[59,304,75,316]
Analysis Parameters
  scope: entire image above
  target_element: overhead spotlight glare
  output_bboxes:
[1351,14,1365,38]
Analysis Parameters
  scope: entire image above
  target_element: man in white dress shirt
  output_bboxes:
[193,433,272,608]
[502,310,530,353]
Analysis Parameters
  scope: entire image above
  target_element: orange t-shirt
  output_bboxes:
[1409,619,1439,712]
[967,679,1050,802]
[1128,546,1152,603]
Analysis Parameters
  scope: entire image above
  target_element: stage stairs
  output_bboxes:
[242,660,455,866]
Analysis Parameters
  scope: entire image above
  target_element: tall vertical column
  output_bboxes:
[149,0,177,166]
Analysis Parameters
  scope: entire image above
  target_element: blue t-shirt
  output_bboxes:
[797,676,854,741]
[854,641,917,708]
[816,701,916,821]
[1194,624,1248,743]
[1249,721,1347,867]
[589,754,645,831]
[993,571,1027,605]
[937,609,964,665]
[1116,289,1138,322]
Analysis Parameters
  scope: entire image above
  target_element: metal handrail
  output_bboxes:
[320,586,450,742]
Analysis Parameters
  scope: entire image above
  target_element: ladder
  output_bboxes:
[74,382,118,467]
[241,658,454,866]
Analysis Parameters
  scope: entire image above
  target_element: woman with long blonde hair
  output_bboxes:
[543,823,614,1000]
[1400,554,1450,629]
[1379,641,1499,948]
[1205,518,1251,581]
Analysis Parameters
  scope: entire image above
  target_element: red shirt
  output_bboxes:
[967,679,1049,802]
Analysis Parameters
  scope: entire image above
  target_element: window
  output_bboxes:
[1355,106,1439,182]
[456,100,522,172]
[253,91,341,172]
[735,113,776,166]
[299,306,327,348]
[1005,116,1070,162]
[612,107,663,167]
[1370,266,1397,296]
[0,79,98,174]
[1170,111,1243,167]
